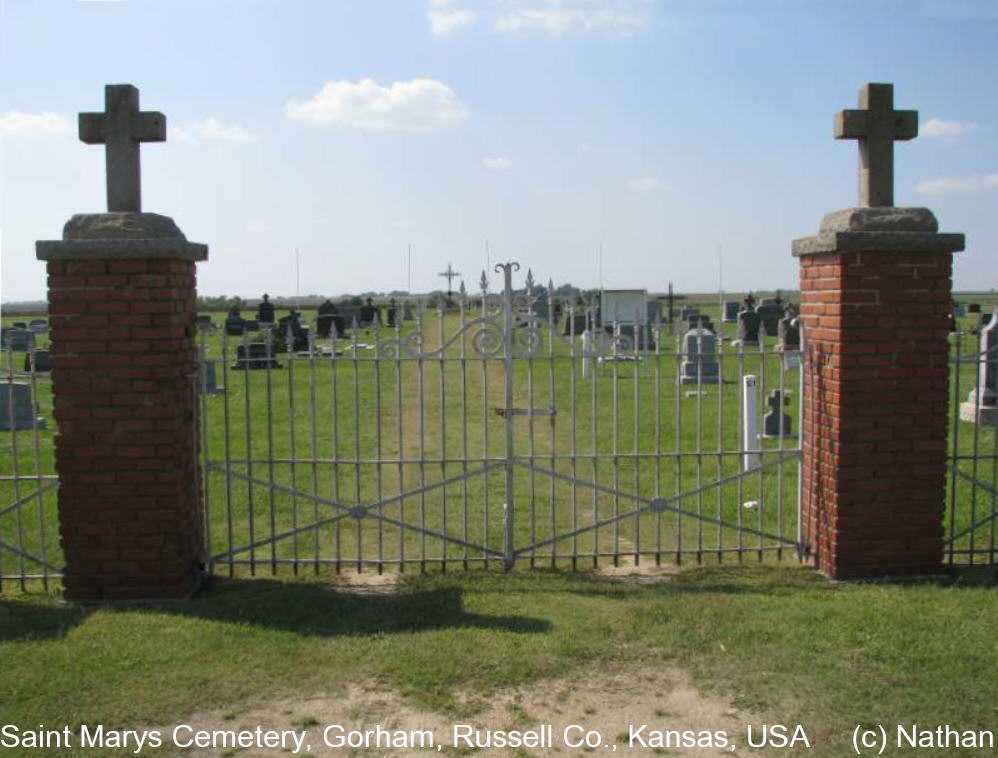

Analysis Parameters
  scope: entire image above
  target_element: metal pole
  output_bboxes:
[500,262,518,570]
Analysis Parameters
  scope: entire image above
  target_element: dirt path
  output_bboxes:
[153,661,761,757]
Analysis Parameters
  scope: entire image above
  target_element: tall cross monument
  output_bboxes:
[36,83,207,601]
[834,82,917,207]
[792,82,964,580]
[79,84,166,213]
[438,263,461,297]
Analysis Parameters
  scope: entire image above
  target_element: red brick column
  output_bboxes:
[793,208,963,578]
[38,213,208,600]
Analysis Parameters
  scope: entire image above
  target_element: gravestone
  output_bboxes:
[981,312,993,328]
[257,295,275,324]
[679,306,700,322]
[12,322,27,329]
[28,319,48,333]
[968,303,981,314]
[402,302,414,321]
[777,309,800,351]
[233,342,281,370]
[762,390,793,438]
[199,359,224,395]
[244,319,260,332]
[564,312,589,336]
[3,328,33,351]
[0,382,46,430]
[680,327,719,384]
[24,350,51,373]
[953,304,966,318]
[225,314,246,336]
[960,305,997,424]
[646,300,663,324]
[756,302,785,336]
[196,315,213,326]
[687,313,715,333]
[723,301,740,323]
[610,323,655,351]
[317,300,338,338]
[735,309,761,346]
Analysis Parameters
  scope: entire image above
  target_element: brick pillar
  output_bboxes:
[793,207,963,578]
[37,213,208,600]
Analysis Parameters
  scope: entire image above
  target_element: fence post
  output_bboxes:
[792,83,964,579]
[35,84,208,600]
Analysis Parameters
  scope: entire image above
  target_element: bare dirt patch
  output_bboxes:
[156,663,766,757]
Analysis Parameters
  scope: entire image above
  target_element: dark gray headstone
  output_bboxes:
[756,303,785,336]
[687,314,715,333]
[23,350,51,373]
[233,342,281,370]
[3,328,33,351]
[225,316,246,336]
[28,319,48,334]
[762,390,792,438]
[402,303,414,321]
[0,382,46,430]
[968,303,981,314]
[737,309,761,346]
[723,301,740,323]
[564,312,589,336]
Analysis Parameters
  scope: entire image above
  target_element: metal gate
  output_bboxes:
[946,324,997,566]
[197,263,803,574]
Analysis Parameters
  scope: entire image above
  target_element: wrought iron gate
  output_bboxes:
[197,262,803,574]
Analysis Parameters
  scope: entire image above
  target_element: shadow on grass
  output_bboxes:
[1,578,550,642]
[0,598,87,642]
[161,577,552,637]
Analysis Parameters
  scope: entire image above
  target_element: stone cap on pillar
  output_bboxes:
[37,212,208,261]
[792,206,965,256]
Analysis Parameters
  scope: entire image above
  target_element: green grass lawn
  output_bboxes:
[1,567,996,757]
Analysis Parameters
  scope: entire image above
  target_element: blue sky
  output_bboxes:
[1,0,995,302]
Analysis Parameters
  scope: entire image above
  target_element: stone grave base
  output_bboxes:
[960,402,998,425]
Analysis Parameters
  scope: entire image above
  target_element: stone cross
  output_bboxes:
[79,84,166,213]
[834,83,917,207]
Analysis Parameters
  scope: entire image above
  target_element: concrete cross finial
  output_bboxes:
[834,83,917,208]
[79,84,166,213]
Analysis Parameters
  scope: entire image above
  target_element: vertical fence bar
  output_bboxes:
[308,330,320,574]
[330,330,342,572]
[438,301,448,570]
[374,315,384,572]
[352,322,362,571]
[287,326,300,574]
[501,263,517,570]
[264,328,277,575]
[241,329,256,575]
[459,290,469,569]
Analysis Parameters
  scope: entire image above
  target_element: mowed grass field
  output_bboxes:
[1,294,997,582]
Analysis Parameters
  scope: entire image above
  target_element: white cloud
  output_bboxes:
[0,110,71,138]
[493,2,651,35]
[285,78,469,132]
[922,117,979,137]
[627,175,662,192]
[916,173,998,195]
[429,9,476,34]
[193,118,258,143]
[483,156,512,170]
[169,125,194,142]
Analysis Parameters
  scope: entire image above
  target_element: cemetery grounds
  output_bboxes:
[0,295,996,757]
